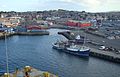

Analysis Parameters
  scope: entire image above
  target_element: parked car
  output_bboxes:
[99,45,106,50]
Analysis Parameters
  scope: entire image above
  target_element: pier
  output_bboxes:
[90,48,120,63]
[16,31,49,36]
[58,31,75,40]
[0,31,49,39]
[85,30,106,38]
[0,33,15,39]
[58,31,120,63]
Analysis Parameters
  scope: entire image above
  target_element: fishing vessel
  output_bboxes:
[52,38,90,57]
[66,45,89,57]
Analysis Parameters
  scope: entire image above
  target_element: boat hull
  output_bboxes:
[52,45,90,57]
[64,49,90,57]
[52,44,64,50]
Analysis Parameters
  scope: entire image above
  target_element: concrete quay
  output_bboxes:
[85,30,106,38]
[58,31,120,63]
[90,48,120,63]
[16,31,49,35]
[58,31,75,40]
[0,33,15,39]
[0,31,49,39]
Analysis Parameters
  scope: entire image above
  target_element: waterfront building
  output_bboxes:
[66,20,92,27]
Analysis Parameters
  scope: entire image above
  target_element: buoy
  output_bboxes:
[24,66,31,72]
[4,73,10,77]
[43,72,50,77]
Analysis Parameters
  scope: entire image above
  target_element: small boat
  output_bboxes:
[52,43,64,50]
[52,40,66,50]
[1,66,58,77]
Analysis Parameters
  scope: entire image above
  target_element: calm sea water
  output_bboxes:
[0,29,120,77]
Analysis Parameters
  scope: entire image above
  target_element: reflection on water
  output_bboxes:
[0,29,120,77]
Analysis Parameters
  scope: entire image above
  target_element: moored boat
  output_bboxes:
[65,44,90,57]
[52,40,65,50]
[52,40,90,57]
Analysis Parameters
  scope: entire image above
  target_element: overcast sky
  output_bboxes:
[0,0,120,12]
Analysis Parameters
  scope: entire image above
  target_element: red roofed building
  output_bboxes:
[66,20,92,27]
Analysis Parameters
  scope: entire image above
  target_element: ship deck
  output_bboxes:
[1,67,57,77]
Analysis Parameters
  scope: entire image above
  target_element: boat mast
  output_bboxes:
[4,32,9,76]
[82,32,86,47]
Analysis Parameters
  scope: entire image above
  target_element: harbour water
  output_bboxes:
[0,29,120,77]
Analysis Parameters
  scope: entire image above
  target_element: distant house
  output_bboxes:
[0,24,7,32]
[0,17,20,27]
